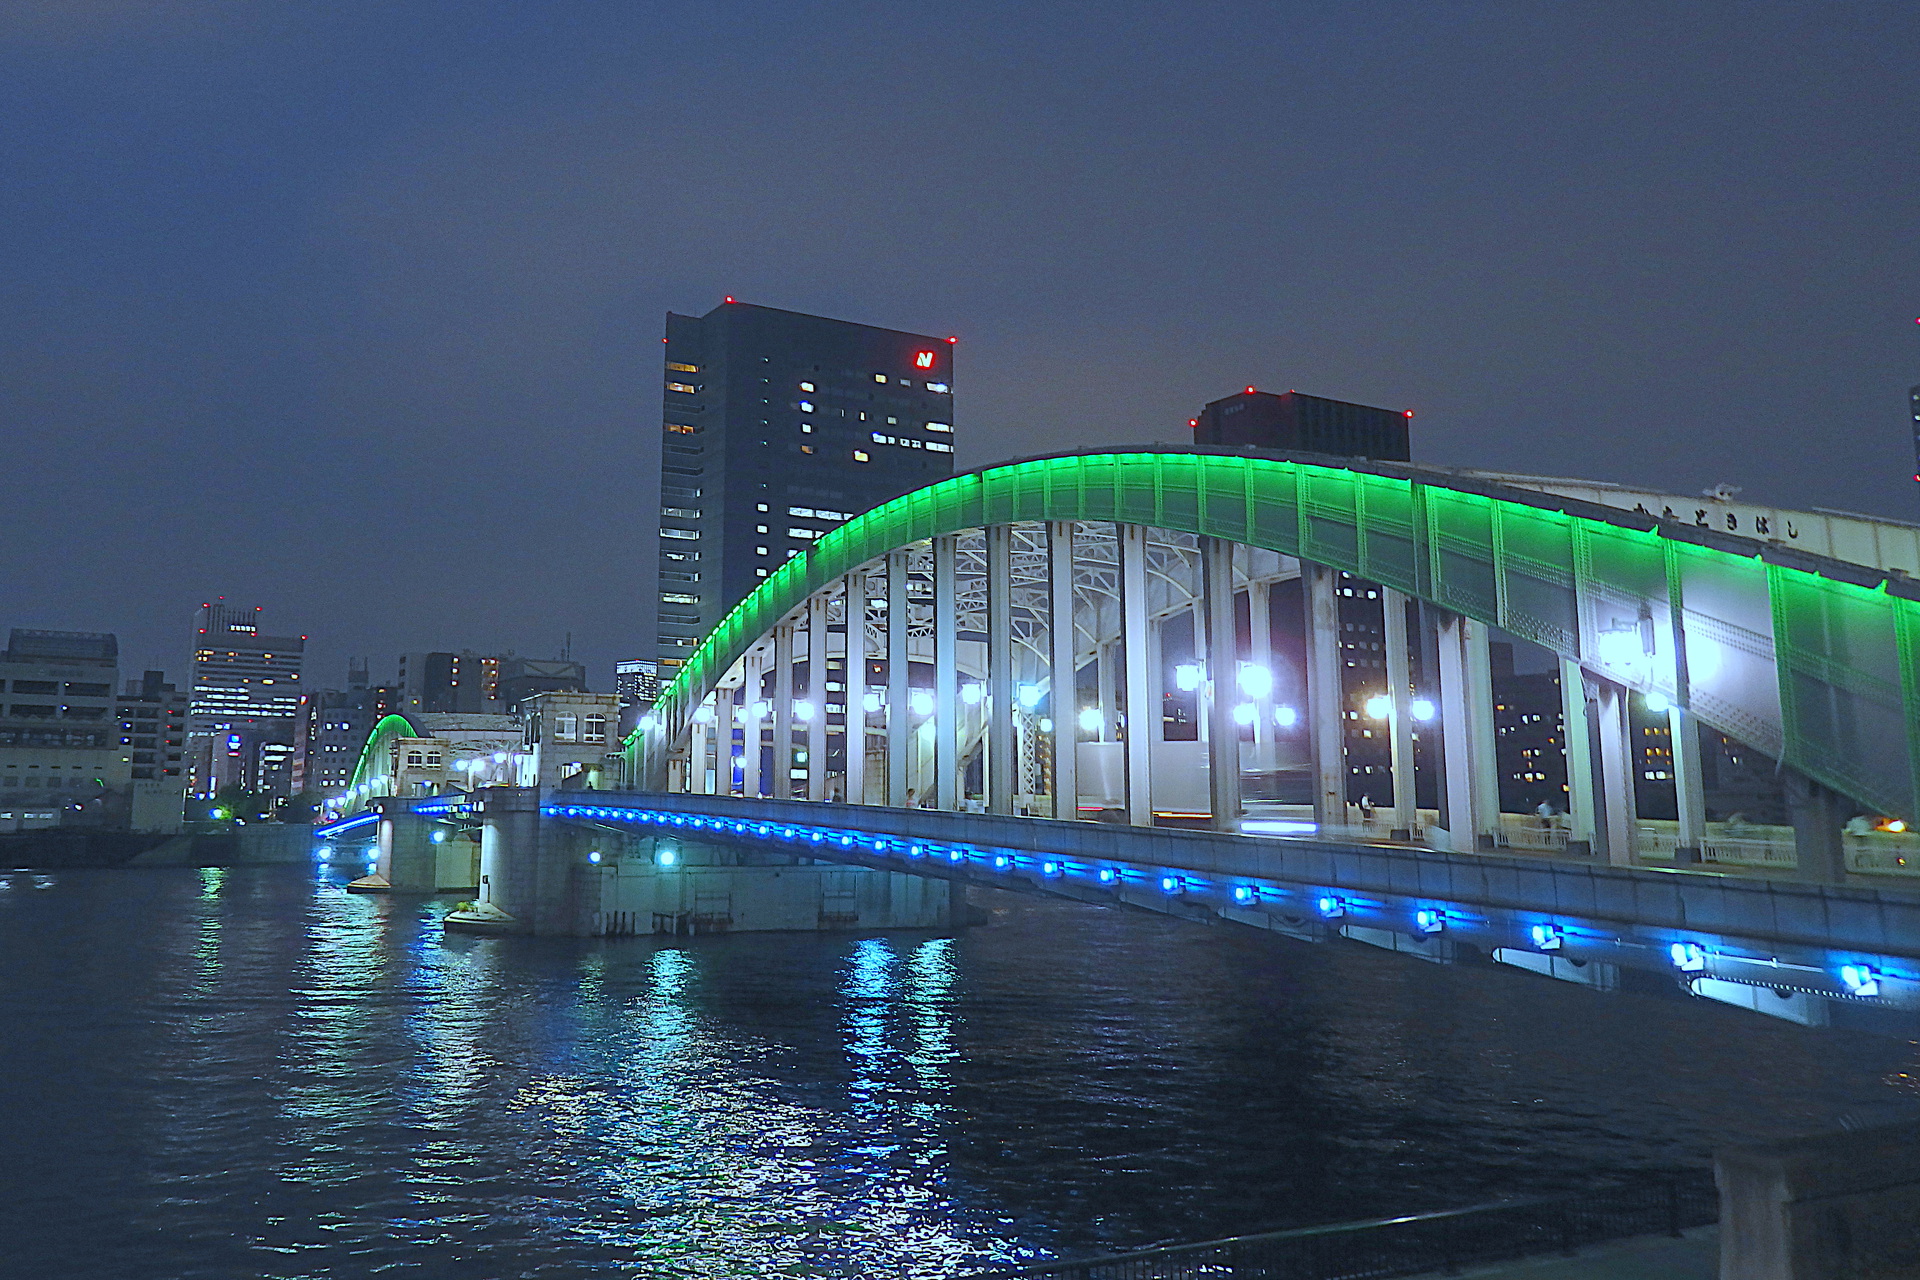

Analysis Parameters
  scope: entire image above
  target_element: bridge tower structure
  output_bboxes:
[629,448,1920,885]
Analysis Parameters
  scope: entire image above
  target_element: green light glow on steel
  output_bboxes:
[628,451,1920,820]
[345,713,425,802]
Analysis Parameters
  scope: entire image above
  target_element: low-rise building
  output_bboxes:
[520,692,624,788]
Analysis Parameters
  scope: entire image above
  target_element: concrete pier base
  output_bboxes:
[455,788,959,938]
[1717,1117,1920,1278]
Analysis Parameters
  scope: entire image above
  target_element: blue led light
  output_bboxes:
[1529,924,1563,951]
[994,855,1010,869]
[1097,868,1116,884]
[1317,895,1344,918]
[841,835,855,846]
[1414,909,1444,934]
[1042,861,1059,876]
[947,850,964,863]
[1669,942,1706,972]
[657,847,678,867]
[588,851,601,864]
[1232,885,1256,905]
[1160,876,1181,894]
[908,844,923,857]
[1840,964,1882,997]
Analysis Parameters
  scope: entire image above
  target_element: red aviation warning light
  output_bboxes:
[913,351,936,369]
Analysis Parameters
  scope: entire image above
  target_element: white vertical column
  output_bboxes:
[844,575,866,807]
[1382,587,1417,839]
[1669,705,1706,862]
[1120,523,1153,827]
[1202,536,1243,832]
[807,591,830,802]
[742,652,763,799]
[1305,564,1346,830]
[773,623,794,801]
[1048,522,1078,819]
[986,525,1015,814]
[1096,641,1117,741]
[1558,659,1597,853]
[690,714,711,795]
[1593,680,1640,866]
[934,534,959,811]
[886,550,910,807]
[1435,612,1499,850]
[1248,578,1272,770]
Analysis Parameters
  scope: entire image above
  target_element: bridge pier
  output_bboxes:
[1787,771,1849,885]
[468,787,600,935]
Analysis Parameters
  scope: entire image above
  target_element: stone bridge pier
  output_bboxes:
[461,788,607,935]
[450,787,959,938]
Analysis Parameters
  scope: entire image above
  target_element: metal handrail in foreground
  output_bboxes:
[961,1176,1715,1280]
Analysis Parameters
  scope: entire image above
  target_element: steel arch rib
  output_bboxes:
[631,450,1920,821]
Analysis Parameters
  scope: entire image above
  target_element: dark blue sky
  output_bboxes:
[4,2,1917,685]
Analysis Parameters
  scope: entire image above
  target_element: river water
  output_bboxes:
[0,863,1912,1279]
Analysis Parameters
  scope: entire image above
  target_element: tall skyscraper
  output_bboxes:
[654,300,957,668]
[1909,383,1919,484]
[615,658,661,709]
[188,601,306,798]
[190,601,306,730]
[1190,388,1412,460]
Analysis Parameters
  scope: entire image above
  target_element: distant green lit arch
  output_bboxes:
[632,451,1920,820]
[346,713,427,797]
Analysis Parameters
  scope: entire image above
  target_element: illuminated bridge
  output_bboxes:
[633,447,1920,871]
[325,449,1920,1026]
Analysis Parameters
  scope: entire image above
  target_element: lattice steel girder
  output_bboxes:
[635,451,1920,821]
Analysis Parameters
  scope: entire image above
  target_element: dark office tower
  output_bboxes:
[654,299,957,668]
[1909,384,1920,484]
[1190,389,1412,461]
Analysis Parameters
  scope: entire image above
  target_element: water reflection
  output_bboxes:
[1,867,1912,1280]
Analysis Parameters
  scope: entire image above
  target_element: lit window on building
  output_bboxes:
[667,362,699,373]
[667,381,697,394]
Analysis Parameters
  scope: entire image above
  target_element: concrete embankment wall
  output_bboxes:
[125,825,316,868]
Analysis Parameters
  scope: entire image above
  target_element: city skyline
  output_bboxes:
[3,4,1918,715]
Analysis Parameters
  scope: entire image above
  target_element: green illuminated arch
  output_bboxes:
[632,451,1920,820]
[346,713,427,797]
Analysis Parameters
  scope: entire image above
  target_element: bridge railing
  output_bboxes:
[958,1176,1715,1280]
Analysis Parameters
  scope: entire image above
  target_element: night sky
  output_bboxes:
[5,2,1917,687]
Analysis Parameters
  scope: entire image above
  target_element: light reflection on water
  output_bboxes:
[0,863,1915,1280]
